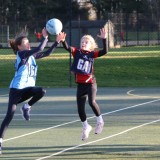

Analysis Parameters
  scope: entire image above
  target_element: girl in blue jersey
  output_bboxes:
[62,28,108,140]
[0,28,65,154]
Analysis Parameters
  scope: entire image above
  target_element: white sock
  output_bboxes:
[96,115,104,123]
[24,103,31,109]
[82,120,89,128]
[0,138,3,144]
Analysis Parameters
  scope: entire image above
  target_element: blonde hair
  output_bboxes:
[80,35,98,51]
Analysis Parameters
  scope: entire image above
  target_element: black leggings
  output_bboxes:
[0,87,46,138]
[77,82,101,122]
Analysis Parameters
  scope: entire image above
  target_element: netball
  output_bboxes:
[46,18,63,35]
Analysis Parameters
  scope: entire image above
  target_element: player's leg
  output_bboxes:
[0,89,21,154]
[77,84,92,140]
[88,82,104,134]
[18,87,46,104]
[19,87,46,120]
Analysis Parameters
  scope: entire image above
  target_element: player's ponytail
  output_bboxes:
[9,36,26,55]
[9,39,17,54]
[9,27,28,54]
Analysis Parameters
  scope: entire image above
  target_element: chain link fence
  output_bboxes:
[0,12,160,88]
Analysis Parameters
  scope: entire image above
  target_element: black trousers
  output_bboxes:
[0,87,46,138]
[76,82,101,122]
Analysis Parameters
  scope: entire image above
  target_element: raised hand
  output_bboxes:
[42,27,48,39]
[56,32,66,43]
[97,28,107,39]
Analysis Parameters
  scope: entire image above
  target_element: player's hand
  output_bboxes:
[42,27,48,39]
[97,27,107,39]
[56,32,66,43]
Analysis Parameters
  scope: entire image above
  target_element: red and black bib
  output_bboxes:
[71,49,94,75]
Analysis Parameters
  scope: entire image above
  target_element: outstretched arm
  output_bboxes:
[18,28,48,59]
[62,40,72,52]
[96,27,108,57]
[34,32,66,59]
[60,32,75,53]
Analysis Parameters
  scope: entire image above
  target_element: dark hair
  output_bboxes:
[9,36,27,54]
[9,27,28,54]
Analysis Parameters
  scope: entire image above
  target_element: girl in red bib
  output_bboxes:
[62,28,108,140]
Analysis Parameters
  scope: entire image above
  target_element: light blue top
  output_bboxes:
[9,37,59,89]
[10,54,37,89]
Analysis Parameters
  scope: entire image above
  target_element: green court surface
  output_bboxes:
[0,87,160,160]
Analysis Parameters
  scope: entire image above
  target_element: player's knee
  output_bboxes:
[88,100,96,107]
[7,104,16,117]
[37,88,46,97]
[11,104,17,113]
[41,88,46,96]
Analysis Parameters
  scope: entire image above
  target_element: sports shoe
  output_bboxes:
[81,125,92,141]
[95,122,104,134]
[21,105,31,121]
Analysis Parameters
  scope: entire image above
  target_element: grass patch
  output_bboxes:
[0,45,160,88]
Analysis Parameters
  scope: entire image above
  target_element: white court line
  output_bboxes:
[4,98,160,143]
[0,94,8,97]
[127,89,160,99]
[3,119,79,142]
[36,119,160,160]
[0,114,80,116]
[98,98,160,118]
